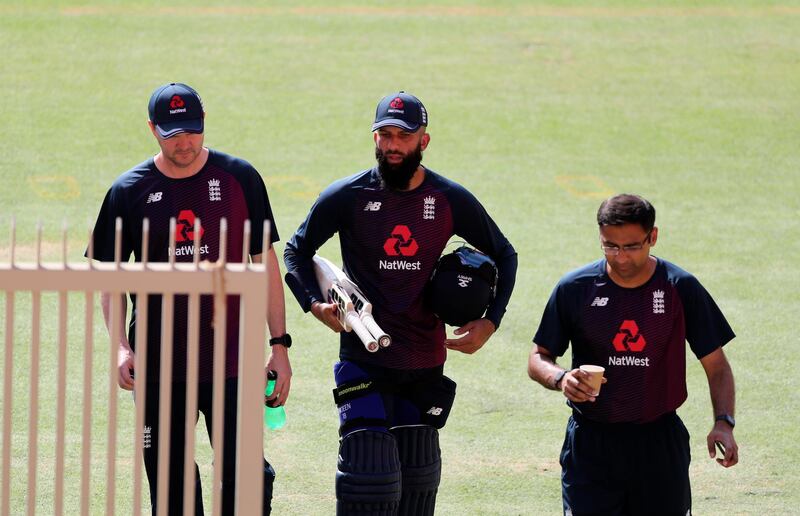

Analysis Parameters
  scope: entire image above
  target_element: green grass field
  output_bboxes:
[1,1,799,514]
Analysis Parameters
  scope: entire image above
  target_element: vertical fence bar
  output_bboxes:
[2,216,16,516]
[81,223,95,516]
[54,223,69,516]
[27,294,41,516]
[156,297,174,516]
[81,289,94,516]
[106,218,123,516]
[156,218,177,516]
[182,219,202,516]
[2,291,14,516]
[133,219,150,516]
[26,222,42,516]
[234,219,266,514]
[211,219,228,516]
[181,291,200,516]
[241,220,250,267]
[107,292,122,516]
[54,291,68,516]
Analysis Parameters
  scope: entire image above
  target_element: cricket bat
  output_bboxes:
[313,255,392,352]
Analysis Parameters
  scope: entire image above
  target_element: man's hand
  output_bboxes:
[707,422,738,468]
[265,344,292,407]
[311,301,344,333]
[560,368,606,403]
[444,318,495,355]
[118,345,135,390]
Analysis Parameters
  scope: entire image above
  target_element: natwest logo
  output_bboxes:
[612,320,646,352]
[170,95,185,109]
[389,97,404,109]
[175,209,205,242]
[383,225,419,257]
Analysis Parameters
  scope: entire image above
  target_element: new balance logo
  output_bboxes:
[591,297,609,307]
[426,407,443,416]
[146,192,163,204]
[457,274,472,288]
[364,201,382,211]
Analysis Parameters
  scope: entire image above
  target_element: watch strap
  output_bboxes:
[269,333,292,348]
[553,369,567,390]
[715,414,735,428]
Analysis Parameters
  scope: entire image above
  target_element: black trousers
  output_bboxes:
[141,379,274,515]
[560,411,692,516]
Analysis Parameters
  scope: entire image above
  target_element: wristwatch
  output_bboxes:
[269,333,292,348]
[553,369,567,390]
[715,414,735,429]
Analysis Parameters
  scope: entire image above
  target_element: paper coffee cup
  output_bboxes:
[579,365,605,395]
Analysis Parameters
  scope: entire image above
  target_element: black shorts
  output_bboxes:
[560,411,691,516]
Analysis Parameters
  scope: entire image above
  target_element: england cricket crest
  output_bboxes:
[208,179,221,202]
[423,195,436,220]
[653,289,665,314]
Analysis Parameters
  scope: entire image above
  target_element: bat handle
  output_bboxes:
[345,312,379,352]
[361,314,391,348]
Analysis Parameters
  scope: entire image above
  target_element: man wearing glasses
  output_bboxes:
[527,194,738,515]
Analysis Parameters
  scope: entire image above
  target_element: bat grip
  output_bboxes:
[345,312,379,352]
[361,314,391,348]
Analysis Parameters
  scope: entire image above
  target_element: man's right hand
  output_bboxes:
[561,368,606,403]
[310,301,345,333]
[118,345,135,390]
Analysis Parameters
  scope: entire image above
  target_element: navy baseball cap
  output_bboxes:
[372,91,428,132]
[148,83,204,138]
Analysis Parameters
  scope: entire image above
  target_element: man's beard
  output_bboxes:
[375,144,423,191]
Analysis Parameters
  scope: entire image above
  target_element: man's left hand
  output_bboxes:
[707,422,738,468]
[265,344,292,407]
[444,318,496,355]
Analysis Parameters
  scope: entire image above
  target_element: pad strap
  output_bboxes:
[333,378,380,405]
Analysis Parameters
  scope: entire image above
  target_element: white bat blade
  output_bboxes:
[313,254,389,351]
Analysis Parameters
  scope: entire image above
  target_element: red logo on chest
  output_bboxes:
[383,225,419,256]
[175,209,204,242]
[612,320,646,352]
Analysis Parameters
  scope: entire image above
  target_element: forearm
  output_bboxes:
[101,292,130,350]
[266,249,287,337]
[707,360,736,417]
[485,249,518,329]
[252,250,287,337]
[528,345,565,390]
[283,241,324,312]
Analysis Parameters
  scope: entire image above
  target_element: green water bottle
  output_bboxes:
[264,370,286,430]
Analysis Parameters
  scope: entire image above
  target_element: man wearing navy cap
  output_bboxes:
[284,92,518,515]
[89,83,290,515]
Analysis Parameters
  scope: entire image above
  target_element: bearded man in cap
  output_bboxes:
[284,91,517,515]
[88,82,291,515]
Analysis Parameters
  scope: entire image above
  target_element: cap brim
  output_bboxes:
[371,119,420,132]
[155,118,204,138]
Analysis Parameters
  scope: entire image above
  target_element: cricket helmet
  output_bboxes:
[426,245,498,327]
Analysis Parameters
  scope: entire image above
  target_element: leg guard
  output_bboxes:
[333,361,388,436]
[336,429,402,516]
[392,425,441,516]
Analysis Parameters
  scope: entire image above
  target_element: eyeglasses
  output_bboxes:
[601,232,651,256]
